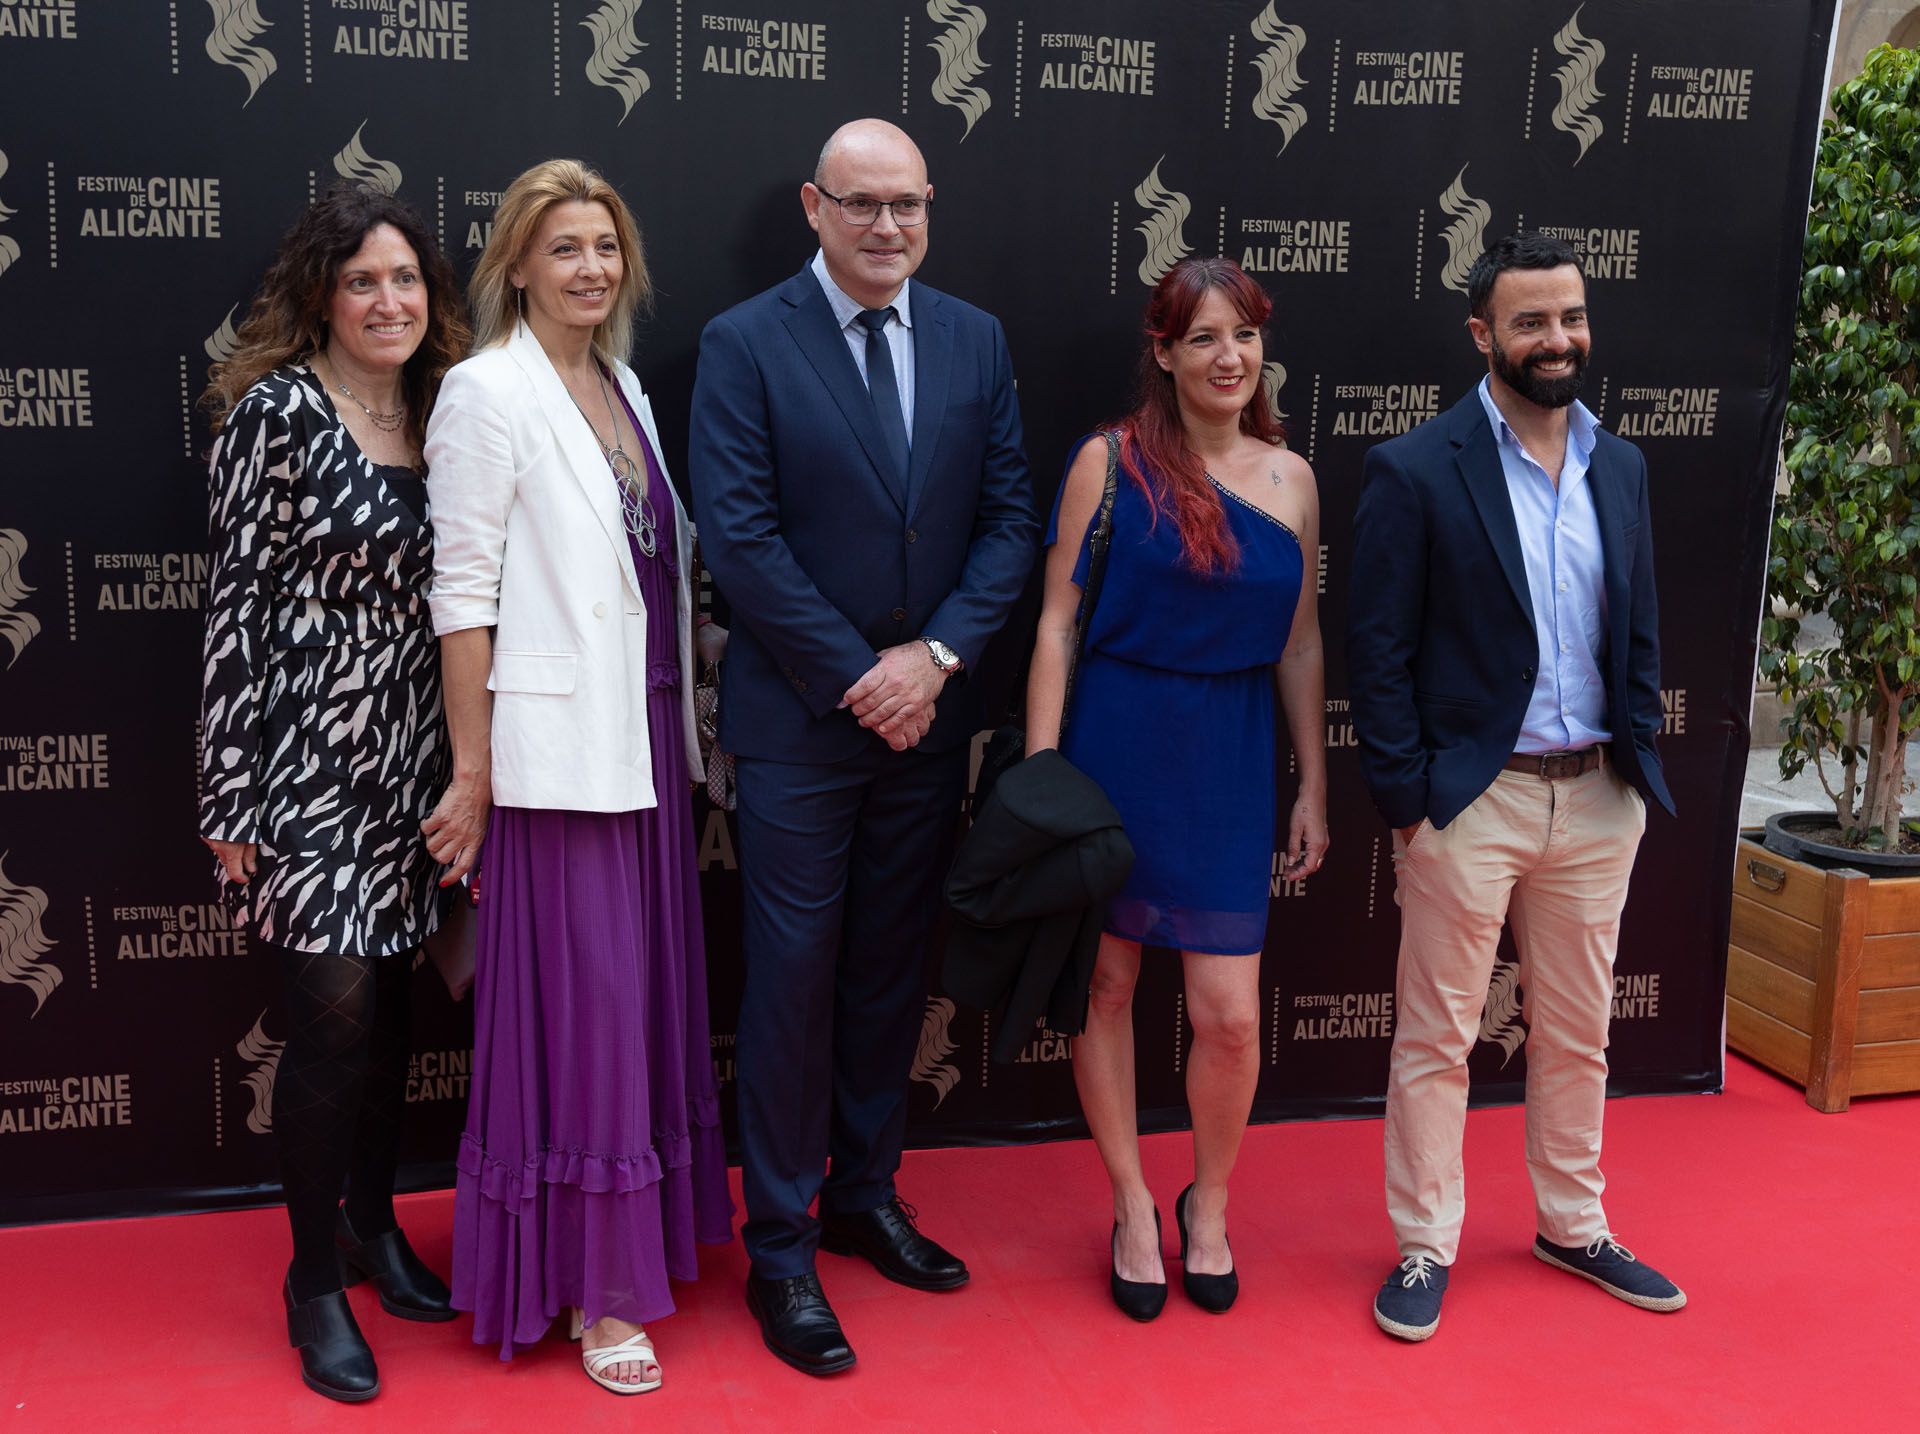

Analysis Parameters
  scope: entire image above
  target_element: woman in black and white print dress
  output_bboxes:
[198,184,470,1404]
[202,362,445,951]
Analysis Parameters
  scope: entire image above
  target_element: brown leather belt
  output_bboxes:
[1504,748,1603,780]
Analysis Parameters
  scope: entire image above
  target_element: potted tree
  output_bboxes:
[1730,43,1920,1109]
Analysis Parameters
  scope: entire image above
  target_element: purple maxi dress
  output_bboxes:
[453,394,733,1358]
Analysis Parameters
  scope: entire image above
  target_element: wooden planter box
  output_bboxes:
[1728,834,1920,1111]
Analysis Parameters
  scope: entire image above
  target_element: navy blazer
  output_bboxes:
[689,265,1038,763]
[1346,388,1674,830]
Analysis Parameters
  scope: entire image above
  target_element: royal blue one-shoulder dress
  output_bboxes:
[1048,433,1303,955]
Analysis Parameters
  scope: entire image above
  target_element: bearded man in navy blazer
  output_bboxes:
[690,118,1037,1375]
[1348,232,1684,1344]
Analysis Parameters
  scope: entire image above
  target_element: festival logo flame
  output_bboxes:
[0,528,42,669]
[1550,4,1606,165]
[333,121,403,196]
[1261,361,1288,424]
[0,147,19,279]
[0,853,60,1019]
[1134,157,1193,288]
[203,305,240,364]
[236,1010,285,1134]
[1436,164,1490,295]
[204,304,241,364]
[1248,4,1308,155]
[582,0,651,125]
[1476,959,1527,1067]
[910,996,962,1108]
[927,0,991,142]
[203,0,278,107]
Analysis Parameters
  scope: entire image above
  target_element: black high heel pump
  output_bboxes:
[1109,1207,1168,1322]
[1175,1182,1239,1313]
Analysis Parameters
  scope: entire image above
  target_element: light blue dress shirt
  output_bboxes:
[1475,376,1611,754]
[810,249,915,431]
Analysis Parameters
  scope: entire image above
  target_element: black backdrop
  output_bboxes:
[0,0,1836,1224]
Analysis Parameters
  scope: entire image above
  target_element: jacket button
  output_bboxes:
[593,601,608,619]
[907,529,918,543]
[891,606,907,622]
[1522,667,1535,682]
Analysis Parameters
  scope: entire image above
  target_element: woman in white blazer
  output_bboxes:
[420,159,732,1396]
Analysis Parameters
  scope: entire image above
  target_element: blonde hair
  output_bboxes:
[468,158,652,359]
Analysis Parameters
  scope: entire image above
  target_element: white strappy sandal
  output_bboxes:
[567,1307,662,1395]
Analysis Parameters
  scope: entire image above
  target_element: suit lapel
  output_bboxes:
[1449,392,1532,619]
[905,287,952,520]
[779,270,908,512]
[507,322,642,601]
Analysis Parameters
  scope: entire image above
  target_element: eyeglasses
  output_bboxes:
[815,187,930,227]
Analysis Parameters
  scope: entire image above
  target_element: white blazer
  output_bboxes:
[425,321,702,812]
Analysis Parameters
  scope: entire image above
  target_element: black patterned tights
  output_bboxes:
[267,942,413,1302]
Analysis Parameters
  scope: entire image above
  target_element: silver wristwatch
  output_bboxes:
[920,636,963,674]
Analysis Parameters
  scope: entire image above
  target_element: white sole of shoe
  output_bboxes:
[1532,1245,1688,1312]
[1373,1302,1440,1341]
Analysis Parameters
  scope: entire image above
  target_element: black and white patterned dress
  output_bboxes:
[199,364,447,957]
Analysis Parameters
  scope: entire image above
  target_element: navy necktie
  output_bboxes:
[857,306,911,483]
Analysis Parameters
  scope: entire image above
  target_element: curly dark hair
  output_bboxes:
[201,183,470,450]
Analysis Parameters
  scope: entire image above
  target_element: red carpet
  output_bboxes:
[3,1054,1914,1433]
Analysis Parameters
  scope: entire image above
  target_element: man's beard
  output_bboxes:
[1491,337,1587,409]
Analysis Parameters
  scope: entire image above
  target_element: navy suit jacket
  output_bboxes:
[1346,388,1674,831]
[689,266,1038,763]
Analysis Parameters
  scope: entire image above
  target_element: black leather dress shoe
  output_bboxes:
[335,1209,457,1322]
[745,1271,857,1376]
[284,1272,379,1402]
[819,1198,969,1291]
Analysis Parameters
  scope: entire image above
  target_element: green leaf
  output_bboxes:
[1775,43,1920,839]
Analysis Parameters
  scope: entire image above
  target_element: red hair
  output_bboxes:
[1115,256,1287,576]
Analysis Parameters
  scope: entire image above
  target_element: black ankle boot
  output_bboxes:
[284,1271,379,1402]
[335,1208,456,1322]
[1109,1208,1168,1322]
[1175,1182,1239,1313]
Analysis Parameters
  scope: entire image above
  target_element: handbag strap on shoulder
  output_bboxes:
[1058,429,1121,735]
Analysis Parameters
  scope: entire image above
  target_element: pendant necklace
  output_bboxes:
[570,363,658,557]
[320,356,406,432]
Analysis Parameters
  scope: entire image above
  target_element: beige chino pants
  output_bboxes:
[1384,756,1646,1264]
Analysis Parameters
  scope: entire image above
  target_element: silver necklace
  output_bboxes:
[321,359,406,432]
[569,364,657,557]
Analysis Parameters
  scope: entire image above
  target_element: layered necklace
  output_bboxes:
[569,363,658,557]
[319,356,406,432]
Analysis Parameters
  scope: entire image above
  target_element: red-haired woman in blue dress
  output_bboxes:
[1025,256,1328,1321]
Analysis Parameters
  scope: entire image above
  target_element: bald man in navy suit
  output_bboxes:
[690,119,1037,1375]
